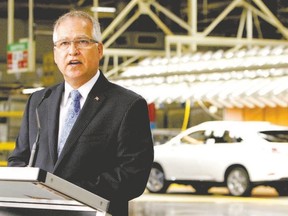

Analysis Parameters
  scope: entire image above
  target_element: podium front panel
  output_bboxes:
[0,167,111,216]
[0,207,98,216]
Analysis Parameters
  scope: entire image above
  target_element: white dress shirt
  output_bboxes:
[58,71,100,144]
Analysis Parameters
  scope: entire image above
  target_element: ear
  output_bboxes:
[53,47,57,64]
[53,48,58,66]
[97,43,104,59]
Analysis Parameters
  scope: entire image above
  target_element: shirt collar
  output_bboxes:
[63,70,100,105]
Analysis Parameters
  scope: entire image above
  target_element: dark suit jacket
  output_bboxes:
[8,71,154,216]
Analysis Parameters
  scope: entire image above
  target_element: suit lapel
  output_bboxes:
[47,84,64,165]
[53,71,111,169]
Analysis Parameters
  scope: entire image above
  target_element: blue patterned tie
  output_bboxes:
[58,90,81,156]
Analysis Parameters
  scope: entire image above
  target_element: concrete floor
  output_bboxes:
[129,185,288,216]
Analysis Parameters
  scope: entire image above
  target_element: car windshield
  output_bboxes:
[180,130,242,144]
[259,130,288,142]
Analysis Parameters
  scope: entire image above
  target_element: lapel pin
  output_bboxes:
[94,96,100,101]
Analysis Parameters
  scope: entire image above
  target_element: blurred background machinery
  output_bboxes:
[1,0,288,164]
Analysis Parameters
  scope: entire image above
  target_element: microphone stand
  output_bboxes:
[27,108,41,167]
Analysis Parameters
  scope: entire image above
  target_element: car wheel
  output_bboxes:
[146,164,169,193]
[226,167,252,196]
[192,184,210,194]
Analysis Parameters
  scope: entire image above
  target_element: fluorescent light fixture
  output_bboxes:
[91,7,116,13]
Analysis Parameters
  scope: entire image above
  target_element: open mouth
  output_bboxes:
[68,60,82,65]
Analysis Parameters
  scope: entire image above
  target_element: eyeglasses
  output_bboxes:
[54,38,98,50]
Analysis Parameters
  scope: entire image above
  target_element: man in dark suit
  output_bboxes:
[8,10,154,216]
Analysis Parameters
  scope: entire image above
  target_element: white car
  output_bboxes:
[147,121,288,196]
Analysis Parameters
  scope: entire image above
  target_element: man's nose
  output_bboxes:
[68,42,79,55]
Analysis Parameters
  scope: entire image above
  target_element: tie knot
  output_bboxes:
[70,90,81,101]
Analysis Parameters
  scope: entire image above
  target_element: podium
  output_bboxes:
[0,167,111,216]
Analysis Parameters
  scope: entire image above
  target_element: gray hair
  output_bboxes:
[53,10,102,42]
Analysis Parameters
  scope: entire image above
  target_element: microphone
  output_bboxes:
[28,89,52,167]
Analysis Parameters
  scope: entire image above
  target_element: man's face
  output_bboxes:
[53,17,103,88]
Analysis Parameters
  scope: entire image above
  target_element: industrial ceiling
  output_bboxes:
[1,0,287,38]
[2,0,288,108]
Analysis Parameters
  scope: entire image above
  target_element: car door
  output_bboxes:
[163,130,207,180]
[194,129,243,181]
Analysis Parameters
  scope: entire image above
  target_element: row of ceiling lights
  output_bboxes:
[120,45,288,79]
[113,45,288,108]
[122,76,288,108]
